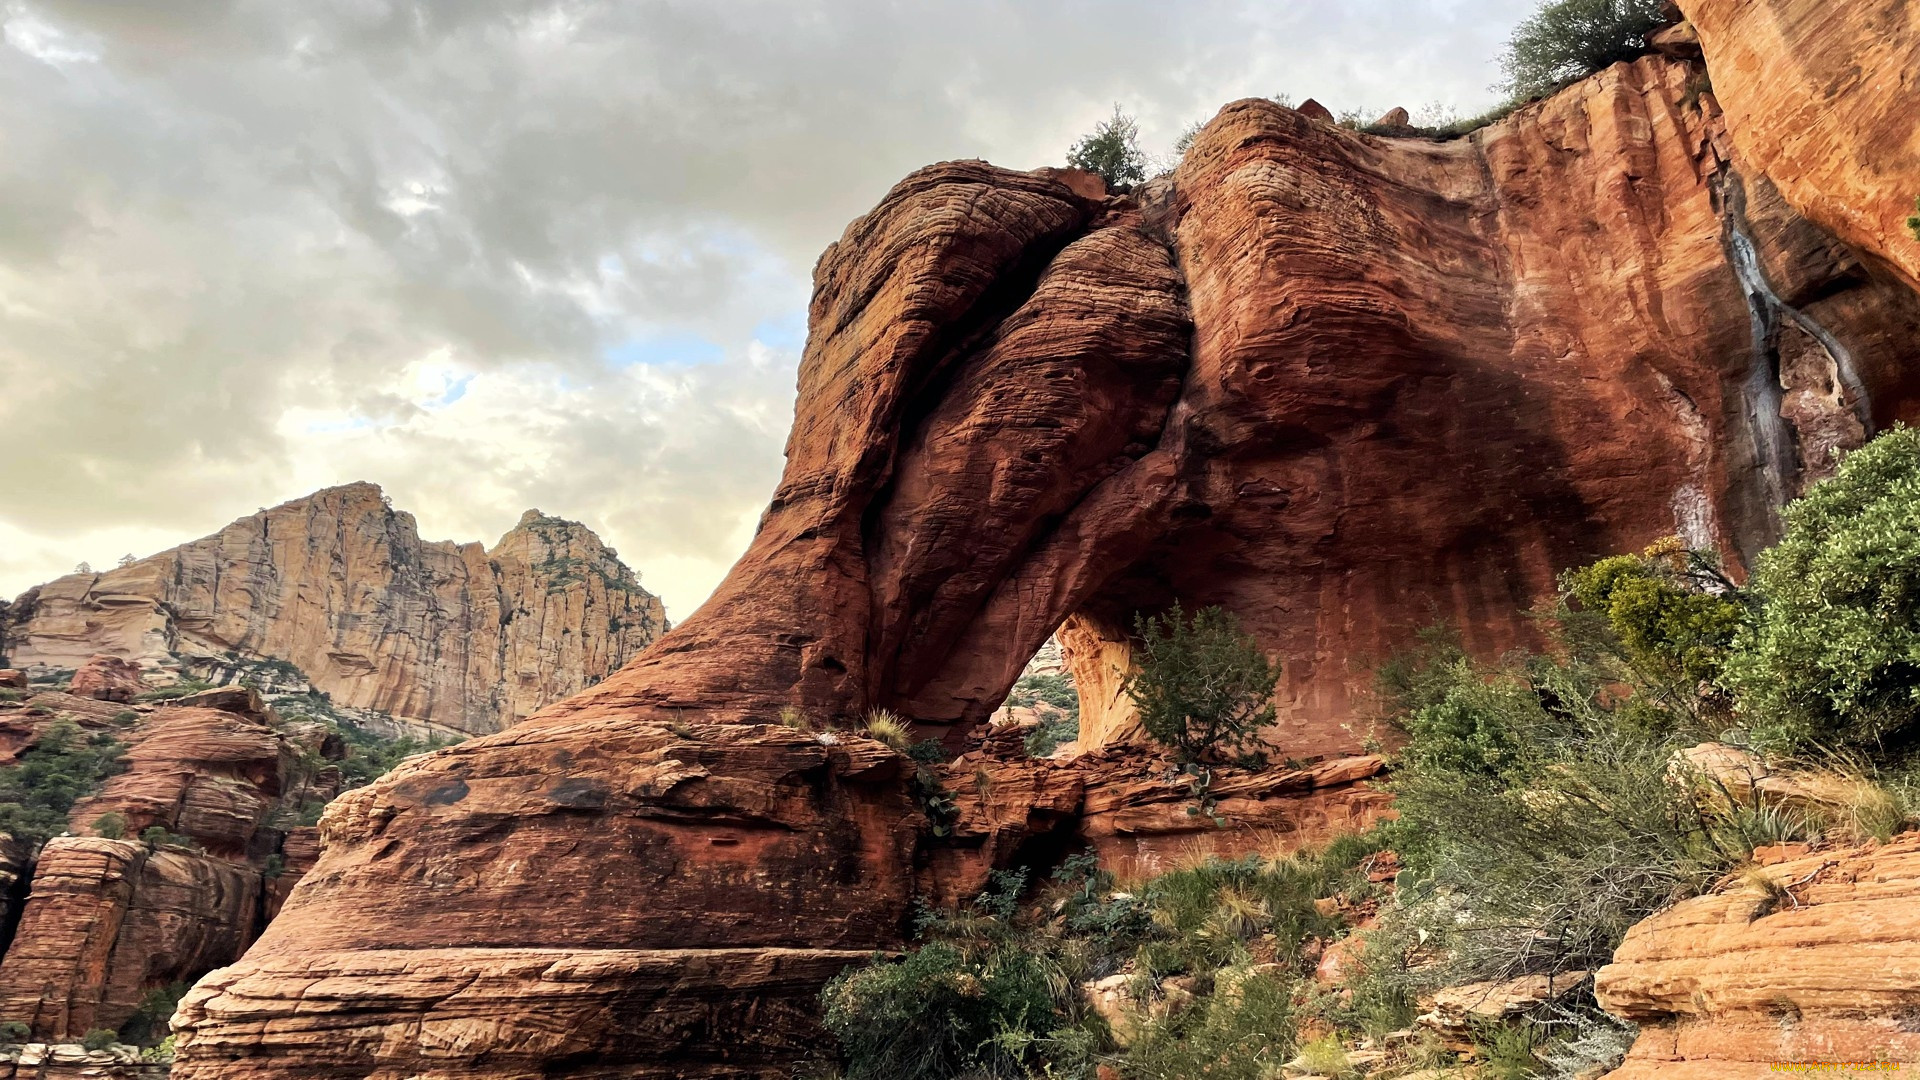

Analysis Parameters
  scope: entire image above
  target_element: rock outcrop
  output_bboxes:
[172,4,1920,1075]
[66,657,143,704]
[0,689,336,1041]
[3,485,667,738]
[1683,0,1920,294]
[1597,834,1920,1076]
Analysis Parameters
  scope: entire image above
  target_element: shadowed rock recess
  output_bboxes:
[173,5,1920,1076]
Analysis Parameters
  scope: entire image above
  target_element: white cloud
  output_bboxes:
[0,0,1537,620]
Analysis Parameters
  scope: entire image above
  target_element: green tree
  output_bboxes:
[1721,426,1920,756]
[1124,604,1278,762]
[1500,0,1668,99]
[1066,104,1147,192]
[1562,537,1747,714]
[1908,195,1920,241]
[89,811,127,840]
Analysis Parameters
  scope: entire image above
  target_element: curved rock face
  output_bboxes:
[1597,834,1920,1077]
[1682,0,1920,294]
[173,21,1920,1080]
[3,484,667,738]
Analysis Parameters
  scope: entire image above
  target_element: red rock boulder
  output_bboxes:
[68,656,144,704]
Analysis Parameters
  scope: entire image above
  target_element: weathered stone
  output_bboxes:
[1297,98,1335,122]
[1680,0,1920,291]
[170,724,918,1077]
[1418,972,1592,1052]
[1373,106,1411,127]
[0,671,27,690]
[67,657,144,704]
[68,706,291,856]
[1597,834,1920,1076]
[4,486,667,738]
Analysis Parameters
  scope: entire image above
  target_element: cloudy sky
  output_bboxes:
[1,0,1536,622]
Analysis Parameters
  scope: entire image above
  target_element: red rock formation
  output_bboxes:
[0,672,27,690]
[0,690,334,1041]
[66,658,144,705]
[1597,834,1920,1077]
[0,839,261,1040]
[171,20,1920,1079]
[1680,0,1920,294]
[175,723,918,1077]
[4,486,667,738]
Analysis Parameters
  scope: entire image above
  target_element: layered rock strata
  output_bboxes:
[175,6,1920,1076]
[1597,834,1920,1076]
[3,485,667,738]
[0,689,335,1041]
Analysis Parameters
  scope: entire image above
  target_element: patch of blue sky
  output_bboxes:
[752,310,806,351]
[434,373,475,406]
[602,331,727,369]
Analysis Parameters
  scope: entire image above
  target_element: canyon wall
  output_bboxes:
[170,5,1920,1075]
[2,484,668,738]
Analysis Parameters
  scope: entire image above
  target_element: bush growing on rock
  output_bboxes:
[1721,426,1920,757]
[0,719,127,848]
[1125,603,1278,763]
[80,1028,117,1052]
[89,811,127,839]
[1500,0,1668,99]
[1909,195,1920,241]
[1066,105,1146,192]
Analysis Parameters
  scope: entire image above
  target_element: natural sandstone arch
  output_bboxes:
[171,32,1920,1077]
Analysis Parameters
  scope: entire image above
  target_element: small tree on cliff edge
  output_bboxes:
[1066,105,1147,192]
[1124,603,1278,762]
[1501,0,1668,100]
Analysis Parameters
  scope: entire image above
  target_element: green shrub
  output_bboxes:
[0,1020,29,1045]
[80,1027,117,1052]
[826,871,1063,1080]
[1382,630,1761,986]
[0,689,21,703]
[118,981,188,1046]
[1721,426,1920,756]
[1908,195,1919,242]
[139,825,198,850]
[1562,538,1747,706]
[89,811,127,840]
[0,719,127,848]
[1123,967,1298,1080]
[1066,105,1147,192]
[1501,0,1668,99]
[1023,712,1079,758]
[1124,604,1278,763]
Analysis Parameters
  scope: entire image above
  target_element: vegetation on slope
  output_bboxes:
[0,719,127,849]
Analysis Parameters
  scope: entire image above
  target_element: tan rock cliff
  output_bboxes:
[3,484,667,738]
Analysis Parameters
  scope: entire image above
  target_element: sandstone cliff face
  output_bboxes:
[0,689,335,1042]
[1597,834,1920,1076]
[3,485,667,738]
[171,7,1920,1076]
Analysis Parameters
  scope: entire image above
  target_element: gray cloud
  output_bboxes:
[0,0,1536,618]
